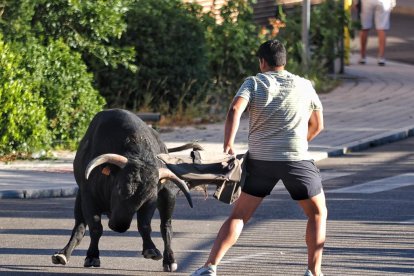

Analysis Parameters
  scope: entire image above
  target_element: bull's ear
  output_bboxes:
[101,166,111,176]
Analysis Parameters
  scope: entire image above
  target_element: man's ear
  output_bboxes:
[259,58,265,72]
[259,58,264,66]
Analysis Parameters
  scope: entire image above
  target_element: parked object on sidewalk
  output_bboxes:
[51,109,195,272]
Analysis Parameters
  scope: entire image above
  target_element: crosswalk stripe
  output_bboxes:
[220,252,273,264]
[399,219,414,224]
[327,173,414,194]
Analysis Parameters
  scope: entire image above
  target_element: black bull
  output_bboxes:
[51,109,200,272]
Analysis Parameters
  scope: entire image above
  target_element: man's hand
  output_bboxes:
[224,145,235,155]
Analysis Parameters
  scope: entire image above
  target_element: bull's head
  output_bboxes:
[85,153,193,208]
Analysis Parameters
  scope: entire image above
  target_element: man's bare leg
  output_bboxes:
[298,192,328,276]
[377,29,386,58]
[359,29,369,61]
[204,192,263,266]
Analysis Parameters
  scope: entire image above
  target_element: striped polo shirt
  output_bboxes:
[235,70,323,161]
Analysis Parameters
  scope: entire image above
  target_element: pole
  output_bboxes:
[344,0,352,66]
[302,0,311,69]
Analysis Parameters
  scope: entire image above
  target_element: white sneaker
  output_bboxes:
[378,58,386,66]
[191,265,217,276]
[359,57,366,64]
[304,269,324,276]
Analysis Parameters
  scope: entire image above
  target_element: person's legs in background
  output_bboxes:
[358,0,374,63]
[376,29,387,65]
[359,29,370,63]
[374,0,391,65]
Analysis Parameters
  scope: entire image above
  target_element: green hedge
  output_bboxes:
[91,0,209,114]
[0,35,105,155]
[0,37,51,155]
[21,39,106,149]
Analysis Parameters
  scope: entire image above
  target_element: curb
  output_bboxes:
[327,126,414,157]
[0,187,78,199]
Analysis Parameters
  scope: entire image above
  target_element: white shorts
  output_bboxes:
[360,0,393,30]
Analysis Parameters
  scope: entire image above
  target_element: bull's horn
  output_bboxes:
[85,154,128,180]
[159,168,193,208]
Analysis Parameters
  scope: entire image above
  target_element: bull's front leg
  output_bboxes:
[157,187,177,272]
[83,200,103,267]
[137,199,162,261]
[52,192,87,265]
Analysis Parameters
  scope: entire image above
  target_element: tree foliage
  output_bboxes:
[0,0,111,154]
[20,38,106,148]
[203,0,260,106]
[91,0,209,113]
[0,0,348,156]
[0,0,135,68]
[0,36,51,154]
[270,0,353,73]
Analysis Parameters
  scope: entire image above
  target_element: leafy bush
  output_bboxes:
[309,0,354,72]
[0,37,51,155]
[91,0,209,114]
[19,38,106,149]
[272,1,354,73]
[1,1,111,152]
[259,1,354,92]
[0,0,135,68]
[203,0,260,108]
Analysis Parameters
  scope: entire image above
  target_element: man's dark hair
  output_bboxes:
[257,39,286,67]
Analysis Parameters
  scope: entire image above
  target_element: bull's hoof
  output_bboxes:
[163,262,178,272]
[84,257,100,267]
[51,253,67,265]
[142,248,162,260]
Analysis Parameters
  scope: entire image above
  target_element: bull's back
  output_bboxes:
[73,109,166,183]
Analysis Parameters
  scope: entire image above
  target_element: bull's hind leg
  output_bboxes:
[157,187,177,272]
[137,199,162,261]
[52,193,87,265]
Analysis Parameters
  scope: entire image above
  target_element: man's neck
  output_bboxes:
[262,66,284,73]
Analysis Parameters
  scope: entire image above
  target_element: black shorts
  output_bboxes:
[241,158,323,200]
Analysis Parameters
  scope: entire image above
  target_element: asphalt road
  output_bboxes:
[1,137,413,275]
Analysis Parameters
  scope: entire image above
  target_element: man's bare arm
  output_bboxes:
[223,96,249,154]
[308,109,324,141]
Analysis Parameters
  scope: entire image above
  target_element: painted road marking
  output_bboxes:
[399,219,414,224]
[220,252,273,264]
[327,173,414,194]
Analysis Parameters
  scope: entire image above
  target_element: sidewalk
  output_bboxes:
[393,0,414,15]
[1,53,413,199]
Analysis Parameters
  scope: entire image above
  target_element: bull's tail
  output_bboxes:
[167,142,203,153]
